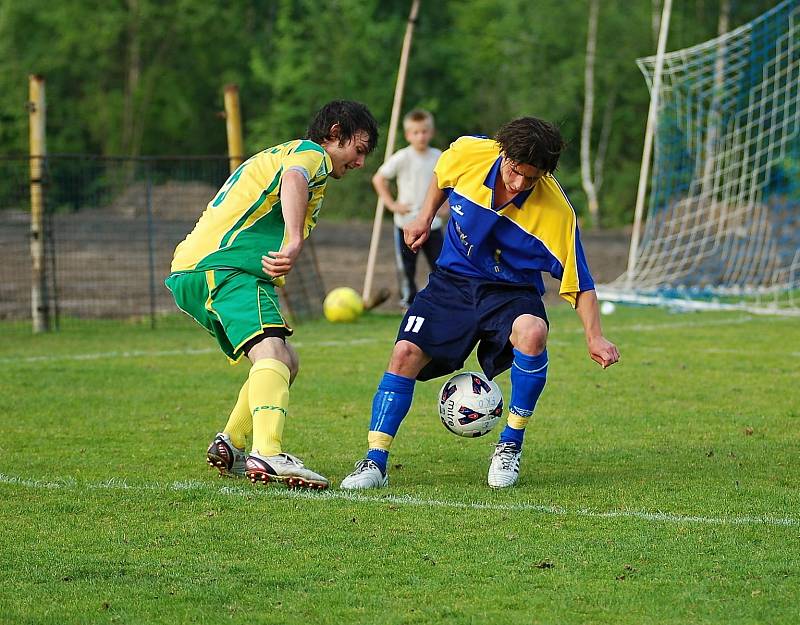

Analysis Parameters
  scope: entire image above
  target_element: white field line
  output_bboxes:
[595,314,766,332]
[3,314,794,365]
[2,347,220,364]
[0,472,795,528]
[0,337,383,365]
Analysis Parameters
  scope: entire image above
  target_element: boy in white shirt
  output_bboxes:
[372,109,446,308]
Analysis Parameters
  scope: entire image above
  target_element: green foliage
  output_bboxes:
[0,0,785,224]
[1,307,799,623]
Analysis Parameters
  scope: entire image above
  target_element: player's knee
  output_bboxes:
[510,315,548,355]
[390,340,420,365]
[285,345,300,385]
[247,336,295,374]
[387,340,428,376]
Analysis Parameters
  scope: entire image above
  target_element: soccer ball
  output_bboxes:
[323,287,363,323]
[438,371,503,438]
[600,300,616,315]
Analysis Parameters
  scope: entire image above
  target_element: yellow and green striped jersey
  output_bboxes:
[170,139,332,278]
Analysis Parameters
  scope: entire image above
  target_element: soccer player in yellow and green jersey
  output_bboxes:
[166,100,378,490]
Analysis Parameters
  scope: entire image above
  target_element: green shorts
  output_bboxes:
[165,269,293,362]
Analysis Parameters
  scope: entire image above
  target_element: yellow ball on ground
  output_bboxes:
[323,287,364,323]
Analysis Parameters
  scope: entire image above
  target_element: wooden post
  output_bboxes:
[362,0,420,305]
[626,0,672,288]
[29,74,49,333]
[224,84,244,173]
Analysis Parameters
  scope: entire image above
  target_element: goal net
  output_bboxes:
[600,0,800,315]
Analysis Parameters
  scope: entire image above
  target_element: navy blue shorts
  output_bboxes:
[397,268,548,382]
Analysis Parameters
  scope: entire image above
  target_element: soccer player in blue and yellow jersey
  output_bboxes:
[341,117,620,490]
[166,101,378,490]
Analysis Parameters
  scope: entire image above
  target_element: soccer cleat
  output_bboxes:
[245,451,329,490]
[340,459,388,490]
[487,442,522,488]
[206,432,246,478]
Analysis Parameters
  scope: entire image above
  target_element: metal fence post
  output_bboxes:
[145,160,157,329]
[45,171,60,331]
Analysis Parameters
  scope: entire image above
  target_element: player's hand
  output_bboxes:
[262,240,303,278]
[588,335,620,369]
[403,216,431,253]
[392,202,411,215]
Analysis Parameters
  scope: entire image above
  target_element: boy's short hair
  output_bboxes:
[403,109,434,130]
[494,117,565,174]
[306,100,379,153]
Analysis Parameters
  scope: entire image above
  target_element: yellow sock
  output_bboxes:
[506,413,531,430]
[222,379,251,450]
[249,359,290,457]
[368,431,394,452]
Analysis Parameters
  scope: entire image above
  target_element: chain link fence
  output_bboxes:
[0,155,325,328]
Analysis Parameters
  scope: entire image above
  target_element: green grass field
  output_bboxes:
[1,306,798,624]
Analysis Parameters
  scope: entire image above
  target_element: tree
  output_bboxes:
[0,0,780,225]
[580,0,601,228]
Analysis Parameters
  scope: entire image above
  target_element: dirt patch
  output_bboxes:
[109,181,218,219]
[0,209,631,319]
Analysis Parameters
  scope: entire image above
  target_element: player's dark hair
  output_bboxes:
[494,117,565,174]
[306,100,379,153]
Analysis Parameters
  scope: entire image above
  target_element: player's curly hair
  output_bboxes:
[494,117,565,174]
[306,100,379,153]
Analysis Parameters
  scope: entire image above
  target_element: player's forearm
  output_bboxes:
[575,289,620,368]
[280,170,309,244]
[419,177,447,226]
[575,289,603,341]
[436,198,450,220]
[372,173,397,210]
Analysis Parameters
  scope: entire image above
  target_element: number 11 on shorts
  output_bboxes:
[404,316,425,333]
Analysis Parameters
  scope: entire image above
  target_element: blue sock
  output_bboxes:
[365,372,415,474]
[498,348,548,450]
[365,448,390,473]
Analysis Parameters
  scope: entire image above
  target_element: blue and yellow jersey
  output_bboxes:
[170,139,332,278]
[434,136,593,306]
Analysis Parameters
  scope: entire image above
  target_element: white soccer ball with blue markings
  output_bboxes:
[438,371,503,438]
